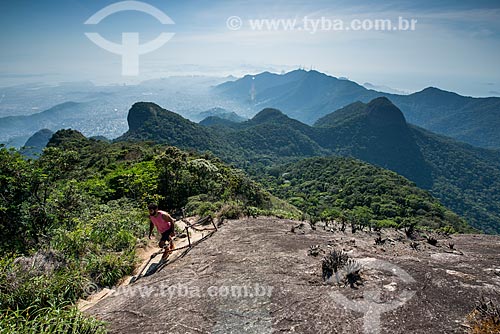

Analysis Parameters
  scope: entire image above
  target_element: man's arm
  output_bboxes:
[162,212,174,223]
[148,221,154,239]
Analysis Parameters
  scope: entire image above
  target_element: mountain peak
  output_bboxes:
[417,86,461,98]
[130,101,163,113]
[422,86,441,92]
[127,102,171,131]
[47,129,88,149]
[304,69,327,77]
[119,102,222,151]
[24,129,53,146]
[251,108,289,123]
[366,97,407,127]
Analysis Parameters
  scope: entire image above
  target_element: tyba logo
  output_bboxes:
[84,1,175,76]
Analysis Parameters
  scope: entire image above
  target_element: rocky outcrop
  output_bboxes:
[86,218,500,333]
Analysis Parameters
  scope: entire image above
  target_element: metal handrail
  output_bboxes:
[130,216,219,283]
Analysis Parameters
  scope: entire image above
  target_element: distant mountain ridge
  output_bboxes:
[118,99,500,234]
[19,129,54,158]
[214,69,500,149]
[195,107,246,124]
[199,116,239,127]
[0,100,127,147]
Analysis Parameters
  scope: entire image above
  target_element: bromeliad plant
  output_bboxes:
[322,249,348,284]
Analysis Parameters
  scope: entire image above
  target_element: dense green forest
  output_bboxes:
[0,131,298,332]
[259,156,471,233]
[313,99,500,234]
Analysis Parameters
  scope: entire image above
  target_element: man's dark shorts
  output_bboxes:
[160,225,175,242]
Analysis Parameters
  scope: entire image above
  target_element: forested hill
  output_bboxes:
[118,102,226,152]
[260,156,471,233]
[1,129,305,255]
[312,97,431,188]
[118,102,327,164]
[314,98,500,234]
[117,99,500,234]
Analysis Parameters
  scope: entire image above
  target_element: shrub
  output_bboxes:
[244,206,260,218]
[0,255,87,311]
[426,235,438,246]
[322,250,348,283]
[403,221,417,239]
[439,225,457,235]
[0,303,106,334]
[466,297,500,334]
[375,219,399,229]
[268,209,300,220]
[343,259,363,288]
[84,252,136,288]
[374,236,386,245]
[184,195,220,217]
[113,230,136,252]
[308,245,321,257]
[217,202,245,220]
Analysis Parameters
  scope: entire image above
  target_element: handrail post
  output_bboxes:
[186,226,191,247]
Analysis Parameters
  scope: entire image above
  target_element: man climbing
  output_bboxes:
[148,203,175,261]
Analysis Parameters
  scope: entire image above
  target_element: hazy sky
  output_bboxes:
[0,0,499,96]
